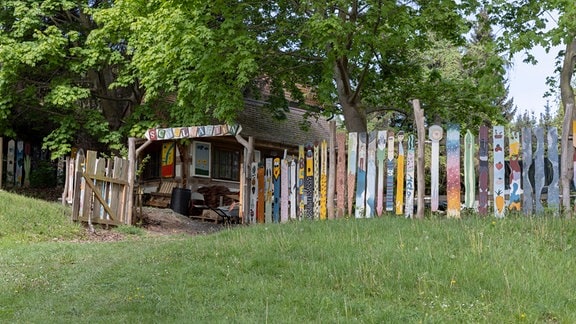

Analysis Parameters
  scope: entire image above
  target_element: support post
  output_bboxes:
[236,133,254,224]
[126,137,136,225]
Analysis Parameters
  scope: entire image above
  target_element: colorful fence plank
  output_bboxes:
[429,125,443,212]
[385,132,395,212]
[548,127,560,214]
[395,131,405,215]
[6,139,15,187]
[265,158,273,223]
[446,124,461,218]
[493,126,506,218]
[534,127,545,213]
[366,132,377,218]
[250,162,258,224]
[464,130,475,209]
[297,147,305,220]
[478,126,489,215]
[305,143,314,219]
[404,134,415,219]
[522,127,534,215]
[376,130,387,216]
[281,158,289,223]
[355,133,367,218]
[336,133,347,218]
[314,143,320,219]
[508,131,522,211]
[320,140,328,220]
[290,160,298,220]
[273,157,281,222]
[257,166,265,223]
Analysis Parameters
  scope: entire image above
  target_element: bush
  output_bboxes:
[30,160,57,188]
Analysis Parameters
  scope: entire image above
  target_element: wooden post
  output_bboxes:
[126,137,136,225]
[236,133,253,224]
[412,99,426,219]
[327,121,336,220]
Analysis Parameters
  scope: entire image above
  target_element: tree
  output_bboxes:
[94,0,509,135]
[490,0,576,214]
[0,0,144,157]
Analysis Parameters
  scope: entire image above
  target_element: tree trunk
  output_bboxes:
[333,60,368,133]
[560,36,576,217]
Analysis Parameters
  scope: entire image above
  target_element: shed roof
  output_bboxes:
[236,99,332,148]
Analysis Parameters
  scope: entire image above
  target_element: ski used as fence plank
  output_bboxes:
[548,127,560,214]
[298,147,305,220]
[493,126,505,218]
[508,131,522,211]
[534,127,545,214]
[522,127,533,215]
[366,132,377,218]
[404,134,415,218]
[464,130,475,209]
[395,131,405,215]
[429,125,443,212]
[376,130,387,217]
[446,124,461,218]
[355,133,367,218]
[16,141,23,187]
[320,140,328,220]
[385,132,395,212]
[290,160,297,220]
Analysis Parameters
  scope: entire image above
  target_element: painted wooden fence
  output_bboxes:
[247,125,569,223]
[63,149,130,225]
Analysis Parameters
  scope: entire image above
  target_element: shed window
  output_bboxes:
[212,148,240,181]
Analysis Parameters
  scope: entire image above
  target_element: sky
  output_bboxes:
[507,45,563,119]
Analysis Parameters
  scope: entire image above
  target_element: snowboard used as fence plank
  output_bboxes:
[429,125,443,212]
[347,133,358,217]
[355,133,367,218]
[16,140,23,187]
[464,130,475,209]
[404,134,415,218]
[273,157,281,222]
[534,127,545,213]
[250,162,258,224]
[305,143,314,219]
[508,131,522,212]
[548,127,559,214]
[376,130,387,216]
[493,126,506,218]
[336,133,347,218]
[366,132,377,218]
[395,131,405,215]
[522,127,534,215]
[446,124,461,219]
[385,132,395,212]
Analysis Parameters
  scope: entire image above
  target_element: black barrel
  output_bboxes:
[171,188,191,216]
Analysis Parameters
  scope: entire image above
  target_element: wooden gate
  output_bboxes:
[63,150,130,225]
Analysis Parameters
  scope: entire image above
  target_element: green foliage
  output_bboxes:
[29,160,57,188]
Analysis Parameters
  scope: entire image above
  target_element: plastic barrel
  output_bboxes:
[171,188,191,216]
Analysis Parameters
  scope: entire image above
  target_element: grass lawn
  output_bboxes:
[1,191,576,322]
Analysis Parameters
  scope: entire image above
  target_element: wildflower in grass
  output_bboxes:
[450,278,456,287]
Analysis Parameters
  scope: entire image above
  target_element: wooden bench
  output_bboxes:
[146,180,179,208]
